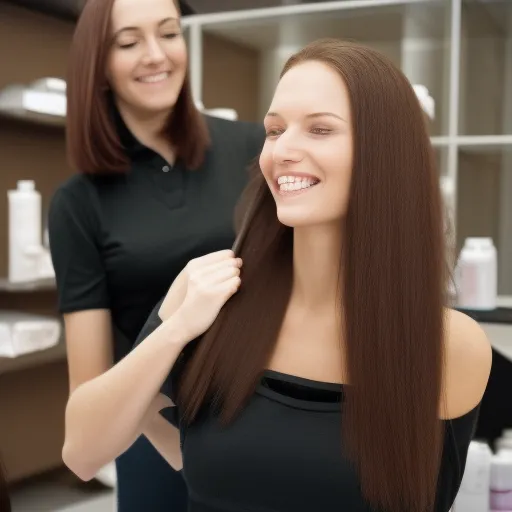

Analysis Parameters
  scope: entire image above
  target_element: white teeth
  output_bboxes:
[138,72,169,83]
[278,176,318,192]
[277,175,318,185]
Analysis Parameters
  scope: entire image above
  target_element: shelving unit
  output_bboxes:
[181,0,512,294]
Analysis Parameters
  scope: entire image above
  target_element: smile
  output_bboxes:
[276,175,319,195]
[136,72,170,83]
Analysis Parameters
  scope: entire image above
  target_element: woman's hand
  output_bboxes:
[169,250,242,339]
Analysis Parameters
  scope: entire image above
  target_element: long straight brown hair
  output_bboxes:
[66,0,209,174]
[178,39,447,512]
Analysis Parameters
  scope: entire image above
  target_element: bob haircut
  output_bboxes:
[66,0,209,174]
[177,39,448,512]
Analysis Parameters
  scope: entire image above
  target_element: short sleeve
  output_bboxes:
[48,185,110,313]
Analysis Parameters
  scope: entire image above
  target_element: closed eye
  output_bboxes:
[311,128,332,135]
[265,129,283,138]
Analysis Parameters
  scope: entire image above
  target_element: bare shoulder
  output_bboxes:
[441,308,492,420]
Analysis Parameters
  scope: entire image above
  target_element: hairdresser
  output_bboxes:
[47,0,264,511]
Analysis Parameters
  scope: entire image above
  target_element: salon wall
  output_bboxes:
[202,33,261,121]
[0,2,72,481]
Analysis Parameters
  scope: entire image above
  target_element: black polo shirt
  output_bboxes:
[48,114,265,361]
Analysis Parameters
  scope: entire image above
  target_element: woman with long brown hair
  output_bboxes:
[61,38,491,511]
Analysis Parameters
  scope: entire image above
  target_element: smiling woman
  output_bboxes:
[107,1,187,126]
[48,0,265,511]
[261,63,353,228]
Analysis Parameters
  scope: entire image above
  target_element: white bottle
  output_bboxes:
[455,237,497,310]
[496,431,512,458]
[490,452,512,511]
[8,180,42,283]
[452,441,492,512]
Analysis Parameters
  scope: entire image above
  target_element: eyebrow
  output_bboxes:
[114,17,179,37]
[265,111,347,122]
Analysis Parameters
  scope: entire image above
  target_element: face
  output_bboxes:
[107,0,187,116]
[260,60,353,228]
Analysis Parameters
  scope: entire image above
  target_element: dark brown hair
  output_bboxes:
[66,0,209,174]
[178,39,447,512]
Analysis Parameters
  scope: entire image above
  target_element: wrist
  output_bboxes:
[161,310,194,349]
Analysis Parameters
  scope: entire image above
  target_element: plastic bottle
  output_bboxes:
[490,452,512,511]
[496,431,512,451]
[455,237,497,310]
[452,441,492,512]
[8,180,42,282]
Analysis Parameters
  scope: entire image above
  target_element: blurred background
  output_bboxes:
[0,0,511,510]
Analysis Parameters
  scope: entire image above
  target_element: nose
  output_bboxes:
[142,38,166,65]
[272,131,303,165]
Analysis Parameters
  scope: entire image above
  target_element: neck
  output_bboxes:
[291,223,343,311]
[117,102,174,162]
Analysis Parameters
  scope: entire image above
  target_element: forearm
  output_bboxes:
[63,316,188,480]
[142,413,183,471]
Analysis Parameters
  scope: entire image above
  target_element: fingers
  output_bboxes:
[204,257,242,274]
[204,264,241,285]
[189,249,235,268]
[191,254,242,284]
[217,276,242,299]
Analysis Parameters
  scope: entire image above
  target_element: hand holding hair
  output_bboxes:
[159,249,242,336]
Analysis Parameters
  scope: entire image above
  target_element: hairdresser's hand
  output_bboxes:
[172,250,242,340]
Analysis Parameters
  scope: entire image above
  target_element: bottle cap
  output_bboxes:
[17,180,35,191]
[465,237,494,250]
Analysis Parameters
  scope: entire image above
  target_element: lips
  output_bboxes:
[136,72,170,83]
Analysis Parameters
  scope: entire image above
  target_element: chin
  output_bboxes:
[139,96,179,113]
[276,211,316,228]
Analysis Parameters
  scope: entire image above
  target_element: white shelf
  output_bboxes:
[0,108,65,128]
[186,0,446,50]
[0,337,66,375]
[431,136,451,147]
[456,135,512,151]
[183,0,440,29]
[0,277,56,292]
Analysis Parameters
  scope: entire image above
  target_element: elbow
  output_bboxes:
[62,441,97,482]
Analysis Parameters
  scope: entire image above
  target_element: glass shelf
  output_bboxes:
[456,143,512,294]
[459,0,512,136]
